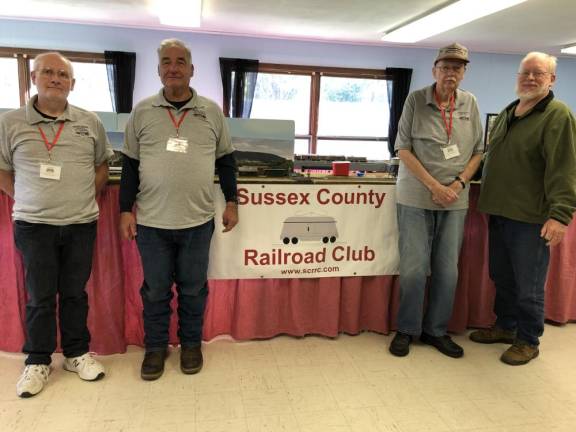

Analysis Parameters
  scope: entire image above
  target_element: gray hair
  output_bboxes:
[521,52,557,74]
[33,52,74,78]
[157,38,192,64]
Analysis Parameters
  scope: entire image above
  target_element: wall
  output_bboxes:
[2,19,576,121]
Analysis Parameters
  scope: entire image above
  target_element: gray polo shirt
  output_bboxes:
[0,96,113,225]
[123,88,234,229]
[395,84,483,210]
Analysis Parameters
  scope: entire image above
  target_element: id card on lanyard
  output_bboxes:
[166,108,190,153]
[435,91,460,160]
[40,162,63,180]
[38,122,65,180]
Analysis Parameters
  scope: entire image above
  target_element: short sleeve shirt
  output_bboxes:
[0,95,113,224]
[394,85,484,210]
[122,88,234,229]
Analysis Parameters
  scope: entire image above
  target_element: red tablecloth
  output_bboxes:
[1,185,575,355]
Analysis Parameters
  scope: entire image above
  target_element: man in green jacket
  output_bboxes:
[470,52,576,365]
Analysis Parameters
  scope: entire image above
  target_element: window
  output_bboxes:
[0,48,112,111]
[250,73,311,154]
[0,57,20,109]
[250,64,390,160]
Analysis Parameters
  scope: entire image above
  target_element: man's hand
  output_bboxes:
[541,218,567,246]
[222,202,239,232]
[119,212,137,240]
[430,183,459,207]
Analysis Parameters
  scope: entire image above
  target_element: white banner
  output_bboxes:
[209,184,399,279]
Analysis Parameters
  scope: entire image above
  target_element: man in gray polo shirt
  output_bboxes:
[388,43,483,358]
[0,52,113,398]
[119,38,238,380]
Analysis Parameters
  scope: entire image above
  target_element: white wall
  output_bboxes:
[2,19,576,122]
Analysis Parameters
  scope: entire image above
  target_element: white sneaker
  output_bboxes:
[63,353,105,381]
[16,364,50,398]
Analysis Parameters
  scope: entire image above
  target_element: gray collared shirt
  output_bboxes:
[0,95,113,224]
[122,88,234,229]
[395,84,483,210]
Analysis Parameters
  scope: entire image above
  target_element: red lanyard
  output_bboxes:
[166,108,189,136]
[434,90,455,143]
[38,122,65,153]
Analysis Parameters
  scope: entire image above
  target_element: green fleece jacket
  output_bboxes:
[478,91,576,226]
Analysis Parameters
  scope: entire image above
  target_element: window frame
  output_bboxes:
[0,47,106,107]
[256,63,391,154]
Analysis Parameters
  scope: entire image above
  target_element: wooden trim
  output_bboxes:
[258,62,390,79]
[317,136,389,142]
[0,47,105,63]
[309,72,321,153]
[16,54,30,106]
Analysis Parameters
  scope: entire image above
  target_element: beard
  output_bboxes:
[515,84,549,101]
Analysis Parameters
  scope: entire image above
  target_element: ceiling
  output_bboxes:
[1,0,576,56]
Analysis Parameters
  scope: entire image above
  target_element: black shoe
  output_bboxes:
[389,332,412,357]
[181,346,203,374]
[141,350,167,381]
[420,333,464,358]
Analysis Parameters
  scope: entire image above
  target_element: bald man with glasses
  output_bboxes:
[0,52,113,397]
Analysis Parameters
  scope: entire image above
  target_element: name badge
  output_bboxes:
[39,162,62,180]
[166,136,189,153]
[442,144,460,160]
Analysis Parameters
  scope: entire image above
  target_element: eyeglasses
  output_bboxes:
[435,65,465,73]
[517,70,551,79]
[36,67,72,80]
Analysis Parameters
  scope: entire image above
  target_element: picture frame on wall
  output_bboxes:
[484,113,499,149]
[473,113,499,181]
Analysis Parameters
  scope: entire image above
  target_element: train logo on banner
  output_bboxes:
[280,216,338,245]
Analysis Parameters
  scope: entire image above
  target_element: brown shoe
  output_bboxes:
[181,346,203,374]
[500,341,539,366]
[141,349,167,381]
[469,327,516,344]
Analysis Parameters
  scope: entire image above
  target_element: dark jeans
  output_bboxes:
[489,215,550,346]
[14,221,97,365]
[136,220,214,352]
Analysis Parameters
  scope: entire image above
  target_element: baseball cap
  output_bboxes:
[435,43,469,64]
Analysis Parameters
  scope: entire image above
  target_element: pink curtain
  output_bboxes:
[0,185,574,355]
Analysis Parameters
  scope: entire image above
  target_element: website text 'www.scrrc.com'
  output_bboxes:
[280,266,340,275]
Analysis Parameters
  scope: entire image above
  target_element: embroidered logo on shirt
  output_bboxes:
[72,125,91,137]
[456,112,470,120]
[191,107,207,119]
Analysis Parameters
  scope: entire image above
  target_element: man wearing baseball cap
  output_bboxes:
[389,43,483,358]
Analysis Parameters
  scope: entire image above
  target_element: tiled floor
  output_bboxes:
[1,324,576,432]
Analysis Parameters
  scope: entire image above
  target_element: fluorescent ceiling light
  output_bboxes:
[382,0,527,43]
[561,45,576,55]
[152,0,202,28]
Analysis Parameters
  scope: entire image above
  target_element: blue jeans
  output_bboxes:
[136,220,214,351]
[396,204,467,337]
[14,221,96,365]
[489,216,549,346]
